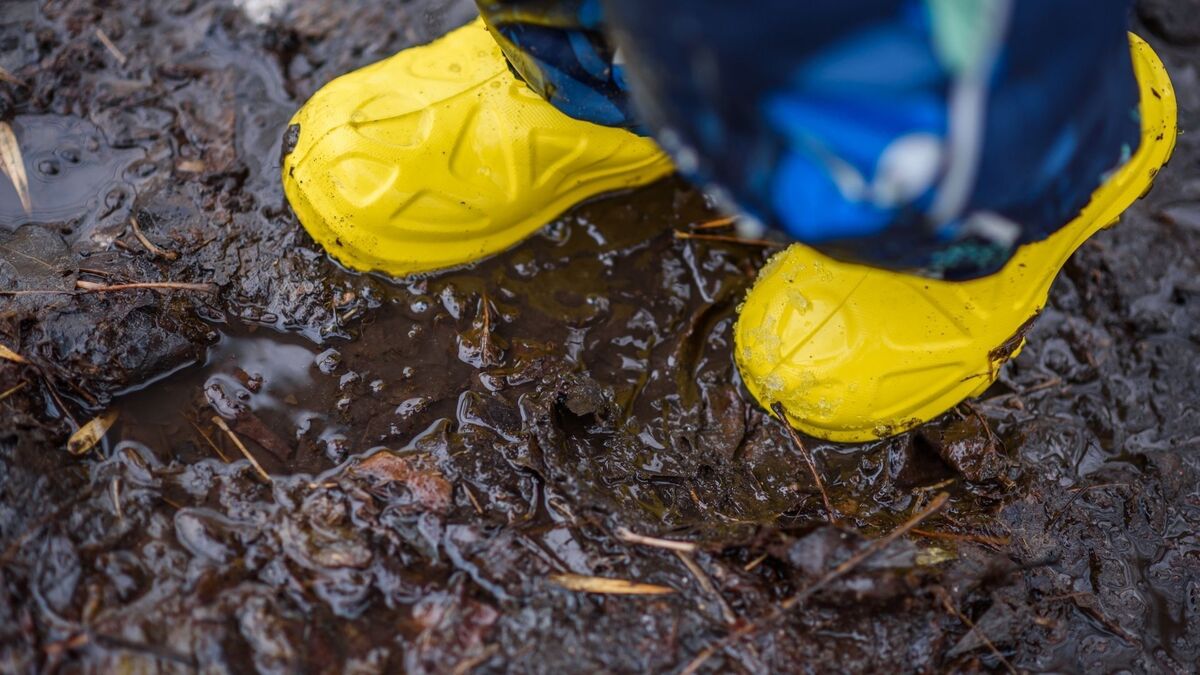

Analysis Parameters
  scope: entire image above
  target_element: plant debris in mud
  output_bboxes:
[1,0,1200,673]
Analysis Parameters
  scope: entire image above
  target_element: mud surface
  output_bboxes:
[1,1,1199,672]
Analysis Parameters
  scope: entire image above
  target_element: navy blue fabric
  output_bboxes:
[475,0,1142,279]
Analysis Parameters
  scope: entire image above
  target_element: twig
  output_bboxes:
[1020,376,1063,395]
[911,528,1010,548]
[210,416,271,482]
[936,588,1017,674]
[94,28,127,65]
[616,526,697,553]
[772,403,837,524]
[75,280,213,293]
[675,550,738,625]
[0,289,72,296]
[1047,483,1128,527]
[787,492,949,608]
[128,216,179,260]
[680,493,950,674]
[674,231,779,247]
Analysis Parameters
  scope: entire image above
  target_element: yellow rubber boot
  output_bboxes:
[282,19,673,276]
[735,35,1177,443]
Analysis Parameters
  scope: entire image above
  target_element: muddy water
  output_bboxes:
[1,0,1199,673]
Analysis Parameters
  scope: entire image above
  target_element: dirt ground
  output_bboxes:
[1,1,1198,672]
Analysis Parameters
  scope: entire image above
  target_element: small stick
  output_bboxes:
[616,526,697,553]
[680,493,950,675]
[675,550,738,625]
[1047,483,1128,527]
[674,231,779,247]
[936,588,1018,674]
[1021,376,1063,395]
[75,280,213,293]
[210,416,271,482]
[772,403,837,523]
[94,28,127,65]
[911,528,1010,548]
[128,216,179,260]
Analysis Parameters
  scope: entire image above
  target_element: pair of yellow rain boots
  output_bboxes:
[282,19,1177,443]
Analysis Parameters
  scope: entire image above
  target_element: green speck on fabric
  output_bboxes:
[925,0,1002,74]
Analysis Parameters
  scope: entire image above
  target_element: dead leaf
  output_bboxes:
[0,226,77,295]
[549,573,675,595]
[351,450,453,513]
[68,410,119,455]
[0,122,31,214]
[0,342,27,364]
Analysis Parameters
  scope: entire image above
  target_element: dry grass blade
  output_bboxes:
[674,231,779,247]
[616,526,697,553]
[549,573,674,596]
[0,381,28,403]
[772,403,837,524]
[211,416,272,482]
[68,410,119,455]
[0,342,28,364]
[0,122,32,214]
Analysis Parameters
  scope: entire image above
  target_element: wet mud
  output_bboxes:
[1,0,1199,672]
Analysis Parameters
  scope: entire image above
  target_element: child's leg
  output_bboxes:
[475,0,638,130]
[599,0,1143,278]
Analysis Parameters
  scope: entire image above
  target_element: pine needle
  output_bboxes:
[0,381,28,402]
[549,573,674,595]
[211,415,271,483]
[94,28,127,66]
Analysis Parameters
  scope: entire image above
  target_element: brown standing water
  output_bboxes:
[1,1,1199,672]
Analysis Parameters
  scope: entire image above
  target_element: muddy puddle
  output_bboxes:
[2,0,1199,672]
